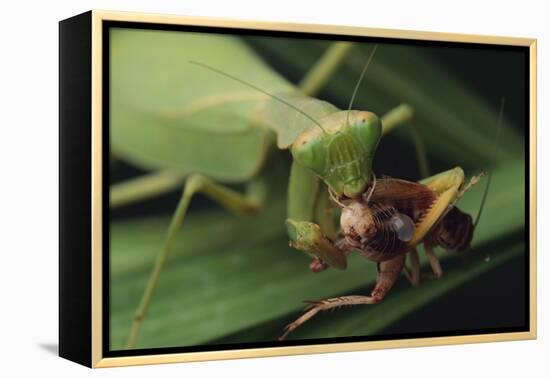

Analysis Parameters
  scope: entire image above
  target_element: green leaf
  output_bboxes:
[271,239,523,340]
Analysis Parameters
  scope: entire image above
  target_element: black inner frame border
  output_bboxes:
[101,20,531,359]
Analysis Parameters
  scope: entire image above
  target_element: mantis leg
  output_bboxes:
[110,169,186,208]
[279,254,406,340]
[299,42,355,97]
[286,218,347,271]
[381,104,430,178]
[411,167,466,246]
[125,174,266,348]
[285,161,347,270]
[414,168,485,246]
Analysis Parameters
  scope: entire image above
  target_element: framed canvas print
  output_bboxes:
[59,10,537,368]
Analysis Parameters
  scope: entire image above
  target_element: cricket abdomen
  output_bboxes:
[430,206,474,252]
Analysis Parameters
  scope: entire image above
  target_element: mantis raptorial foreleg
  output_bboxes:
[286,219,347,271]
[125,174,267,348]
[285,161,347,270]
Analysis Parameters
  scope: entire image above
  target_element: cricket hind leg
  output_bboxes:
[403,248,421,287]
[423,243,443,279]
[125,173,266,348]
[279,254,406,340]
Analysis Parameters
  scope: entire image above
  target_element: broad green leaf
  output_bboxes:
[210,239,523,342]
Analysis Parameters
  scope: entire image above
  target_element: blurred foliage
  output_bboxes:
[109,30,526,350]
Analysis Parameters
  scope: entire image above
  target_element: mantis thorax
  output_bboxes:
[291,110,382,198]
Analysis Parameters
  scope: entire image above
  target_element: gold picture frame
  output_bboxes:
[59,10,537,368]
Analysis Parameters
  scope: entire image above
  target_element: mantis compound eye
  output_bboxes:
[389,213,415,242]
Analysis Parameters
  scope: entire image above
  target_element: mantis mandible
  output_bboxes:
[109,29,484,347]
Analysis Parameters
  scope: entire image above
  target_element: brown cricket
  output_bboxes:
[280,170,484,340]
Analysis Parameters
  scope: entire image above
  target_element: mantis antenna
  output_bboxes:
[189,60,327,134]
[346,44,379,126]
[473,97,506,229]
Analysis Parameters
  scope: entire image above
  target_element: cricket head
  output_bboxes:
[291,110,382,198]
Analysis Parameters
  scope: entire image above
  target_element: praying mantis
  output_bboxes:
[109,28,506,348]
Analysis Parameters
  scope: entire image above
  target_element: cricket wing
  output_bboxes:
[370,178,438,223]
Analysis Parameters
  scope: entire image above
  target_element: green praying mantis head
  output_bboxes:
[291,44,381,199]
[188,45,381,199]
[291,110,382,198]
